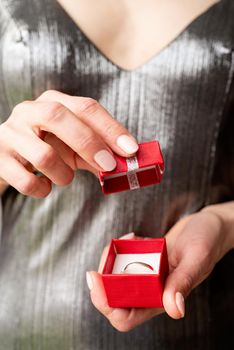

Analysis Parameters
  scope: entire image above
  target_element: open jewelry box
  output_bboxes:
[101,238,169,308]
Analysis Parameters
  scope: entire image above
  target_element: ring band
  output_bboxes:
[121,261,156,274]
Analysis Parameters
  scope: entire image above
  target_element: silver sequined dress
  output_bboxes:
[0,0,234,349]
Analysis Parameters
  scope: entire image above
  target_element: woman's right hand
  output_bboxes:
[0,90,138,198]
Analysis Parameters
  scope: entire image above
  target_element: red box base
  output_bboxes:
[101,238,169,308]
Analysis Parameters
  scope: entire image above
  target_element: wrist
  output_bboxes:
[201,202,234,252]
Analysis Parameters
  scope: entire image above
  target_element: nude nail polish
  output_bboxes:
[117,135,139,154]
[86,272,93,291]
[94,150,117,171]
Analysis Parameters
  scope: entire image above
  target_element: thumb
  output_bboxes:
[163,255,201,319]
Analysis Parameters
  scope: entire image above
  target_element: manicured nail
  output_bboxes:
[86,272,93,291]
[120,232,135,240]
[117,135,139,154]
[175,292,185,318]
[94,150,117,171]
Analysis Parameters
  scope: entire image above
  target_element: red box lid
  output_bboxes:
[99,140,164,180]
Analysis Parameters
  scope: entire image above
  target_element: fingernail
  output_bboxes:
[175,292,185,318]
[86,272,93,291]
[120,232,135,240]
[117,135,139,154]
[94,150,117,171]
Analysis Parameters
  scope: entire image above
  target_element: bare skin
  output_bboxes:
[57,0,219,70]
[0,90,139,197]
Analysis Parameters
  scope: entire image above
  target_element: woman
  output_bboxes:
[0,0,234,349]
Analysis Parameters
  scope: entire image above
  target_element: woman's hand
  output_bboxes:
[0,90,138,197]
[86,202,234,332]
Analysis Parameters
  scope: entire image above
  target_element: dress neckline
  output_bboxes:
[55,0,220,72]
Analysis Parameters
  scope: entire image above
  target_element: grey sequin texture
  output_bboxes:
[0,1,234,349]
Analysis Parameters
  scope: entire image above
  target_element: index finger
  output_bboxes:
[16,100,116,172]
[38,90,139,157]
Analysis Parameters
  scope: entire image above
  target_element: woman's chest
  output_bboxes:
[56,0,220,70]
[0,0,233,144]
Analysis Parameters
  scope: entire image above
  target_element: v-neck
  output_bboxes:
[56,0,220,71]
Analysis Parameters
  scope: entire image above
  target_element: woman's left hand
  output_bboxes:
[86,204,234,332]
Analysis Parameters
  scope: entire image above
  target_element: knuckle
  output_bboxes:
[77,133,97,152]
[108,309,134,333]
[199,244,212,262]
[79,98,99,116]
[60,171,74,186]
[39,90,58,100]
[0,122,12,140]
[42,102,65,124]
[103,122,123,137]
[10,101,34,128]
[33,146,57,169]
[182,272,194,294]
[11,101,32,116]
[191,242,213,270]
[198,249,214,275]
[17,176,37,195]
[110,319,133,333]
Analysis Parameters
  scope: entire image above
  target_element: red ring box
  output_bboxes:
[101,238,169,308]
[99,140,164,194]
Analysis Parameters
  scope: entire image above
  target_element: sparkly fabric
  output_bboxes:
[0,0,234,349]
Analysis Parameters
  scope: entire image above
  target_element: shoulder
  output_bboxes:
[0,2,11,36]
[188,0,234,44]
[0,0,45,34]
